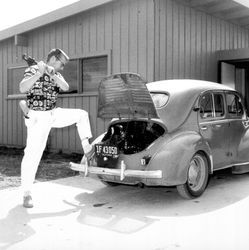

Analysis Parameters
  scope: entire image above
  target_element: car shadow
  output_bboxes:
[67,169,249,234]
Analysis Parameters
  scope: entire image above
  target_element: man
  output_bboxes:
[20,48,93,208]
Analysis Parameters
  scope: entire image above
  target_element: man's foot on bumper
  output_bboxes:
[23,195,34,208]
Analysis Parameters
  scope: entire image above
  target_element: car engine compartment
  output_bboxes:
[101,121,165,154]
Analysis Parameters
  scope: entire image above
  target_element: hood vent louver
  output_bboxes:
[98,73,159,119]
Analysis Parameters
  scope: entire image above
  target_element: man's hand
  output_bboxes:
[37,61,46,75]
[37,61,55,75]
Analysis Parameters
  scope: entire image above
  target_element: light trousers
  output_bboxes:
[21,107,92,195]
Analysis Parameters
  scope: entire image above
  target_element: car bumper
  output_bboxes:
[69,161,162,181]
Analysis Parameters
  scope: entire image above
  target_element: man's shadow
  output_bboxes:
[0,204,79,250]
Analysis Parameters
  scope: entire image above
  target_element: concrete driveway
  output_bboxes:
[0,171,249,250]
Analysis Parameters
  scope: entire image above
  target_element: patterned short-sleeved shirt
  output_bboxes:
[24,65,62,111]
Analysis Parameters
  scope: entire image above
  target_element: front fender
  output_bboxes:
[149,131,212,186]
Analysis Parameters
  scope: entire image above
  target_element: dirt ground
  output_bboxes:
[0,146,82,190]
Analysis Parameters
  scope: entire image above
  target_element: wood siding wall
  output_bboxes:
[0,0,154,153]
[1,0,249,153]
[154,0,249,81]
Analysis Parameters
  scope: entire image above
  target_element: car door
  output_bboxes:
[198,91,230,170]
[225,92,249,164]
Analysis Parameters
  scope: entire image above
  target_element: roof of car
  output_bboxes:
[147,79,234,94]
[147,79,235,132]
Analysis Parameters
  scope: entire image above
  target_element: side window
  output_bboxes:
[226,93,244,118]
[213,93,225,118]
[61,59,78,93]
[82,56,108,92]
[200,93,213,119]
[59,55,108,94]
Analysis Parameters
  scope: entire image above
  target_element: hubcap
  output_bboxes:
[188,155,206,192]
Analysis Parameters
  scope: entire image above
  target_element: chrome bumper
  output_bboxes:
[69,160,162,181]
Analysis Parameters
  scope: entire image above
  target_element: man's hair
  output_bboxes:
[46,48,69,62]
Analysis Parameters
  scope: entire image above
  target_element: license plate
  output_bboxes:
[95,144,119,158]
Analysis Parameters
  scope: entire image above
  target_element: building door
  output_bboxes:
[217,48,249,116]
[220,62,236,89]
[219,60,248,112]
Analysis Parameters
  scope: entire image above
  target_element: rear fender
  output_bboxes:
[149,132,212,186]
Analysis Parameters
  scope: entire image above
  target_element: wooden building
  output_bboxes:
[1,0,249,153]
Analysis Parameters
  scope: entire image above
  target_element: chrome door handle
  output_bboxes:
[201,126,208,131]
[213,124,221,128]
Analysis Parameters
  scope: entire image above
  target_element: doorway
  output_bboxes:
[219,59,249,112]
[217,48,249,113]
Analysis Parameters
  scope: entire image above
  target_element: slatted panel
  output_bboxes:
[138,0,148,79]
[98,73,158,119]
[0,46,3,143]
[155,0,249,82]
[1,0,249,153]
[3,42,8,145]
[7,41,13,145]
[129,0,138,73]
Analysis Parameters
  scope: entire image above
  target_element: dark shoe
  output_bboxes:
[23,195,34,208]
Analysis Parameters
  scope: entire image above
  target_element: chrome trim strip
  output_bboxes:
[213,161,249,171]
[199,120,230,125]
[199,118,246,126]
[227,161,249,168]
[234,161,249,166]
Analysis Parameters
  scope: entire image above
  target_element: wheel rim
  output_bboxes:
[187,154,206,192]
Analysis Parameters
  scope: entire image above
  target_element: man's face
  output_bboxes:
[49,55,67,72]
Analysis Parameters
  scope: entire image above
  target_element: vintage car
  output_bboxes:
[70,73,249,199]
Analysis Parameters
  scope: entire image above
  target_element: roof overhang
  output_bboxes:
[178,0,249,28]
[1,0,249,43]
[0,0,113,42]
[217,48,249,61]
[217,48,249,69]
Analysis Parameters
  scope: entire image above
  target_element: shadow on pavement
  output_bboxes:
[63,169,249,234]
[0,204,80,249]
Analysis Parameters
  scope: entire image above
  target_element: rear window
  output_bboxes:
[200,93,213,119]
[200,92,225,119]
[226,93,244,117]
[213,93,225,118]
[151,93,169,108]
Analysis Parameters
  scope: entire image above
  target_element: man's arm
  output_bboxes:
[19,61,46,93]
[19,71,42,93]
[52,73,69,91]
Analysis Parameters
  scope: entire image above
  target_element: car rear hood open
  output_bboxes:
[98,73,159,119]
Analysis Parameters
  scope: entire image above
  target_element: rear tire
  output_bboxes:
[177,152,209,199]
